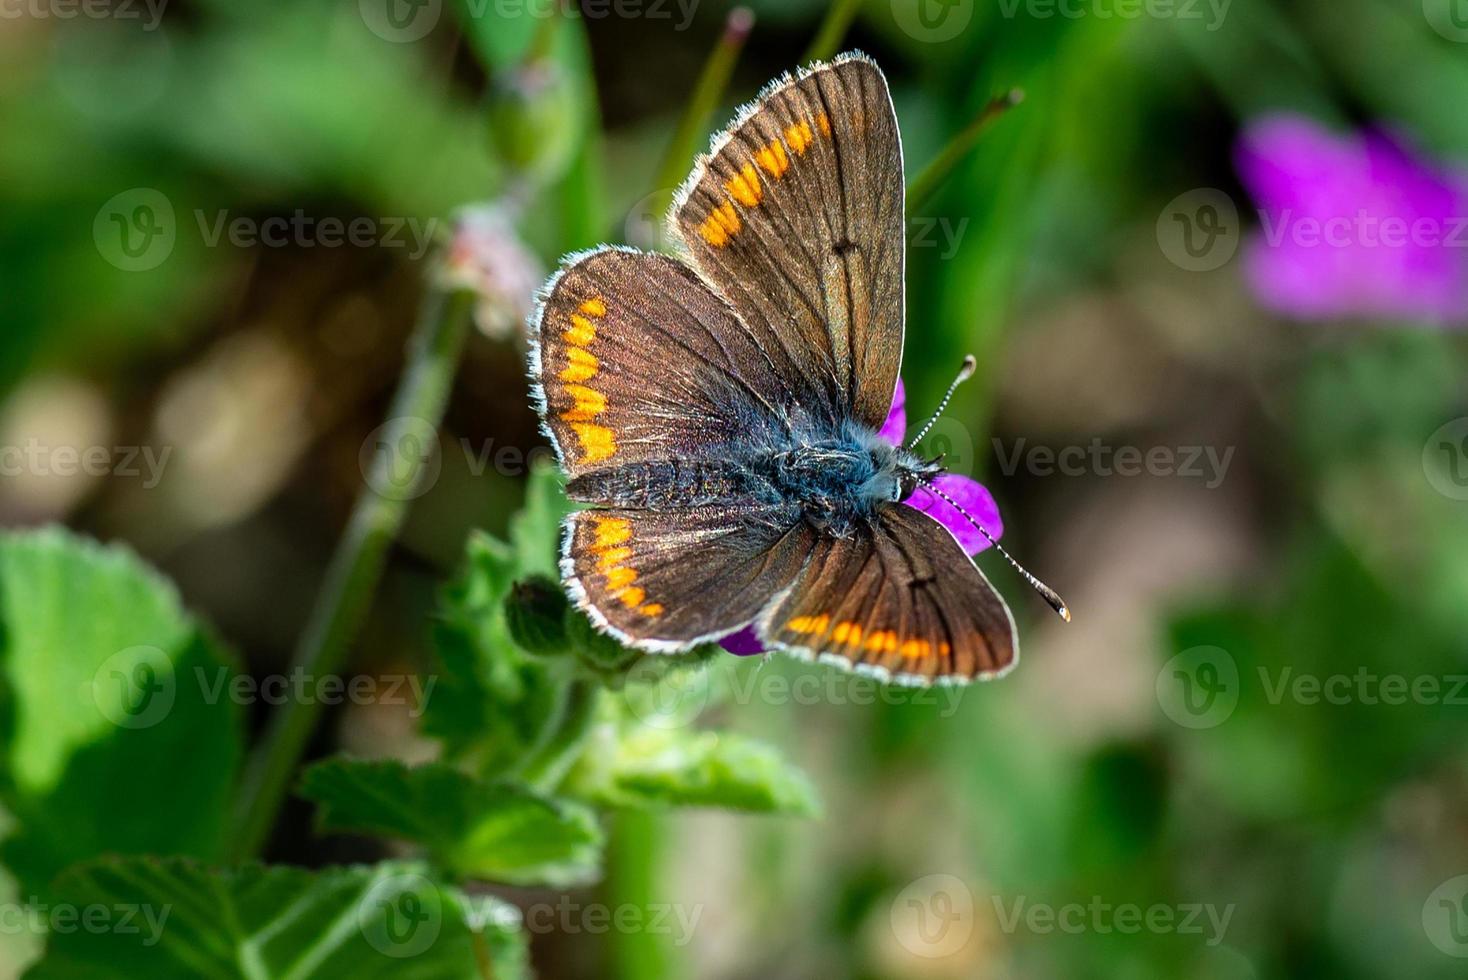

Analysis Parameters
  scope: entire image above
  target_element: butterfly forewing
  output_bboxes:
[531,247,821,481]
[757,506,1018,684]
[672,53,905,431]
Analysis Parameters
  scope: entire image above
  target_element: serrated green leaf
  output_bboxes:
[510,461,572,582]
[0,529,243,893]
[25,858,526,980]
[567,727,821,817]
[422,531,561,771]
[301,758,603,887]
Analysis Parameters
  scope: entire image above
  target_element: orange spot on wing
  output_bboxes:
[596,546,631,569]
[697,201,742,247]
[616,586,646,608]
[605,566,638,590]
[563,314,596,346]
[592,516,631,548]
[784,121,813,155]
[816,112,831,137]
[725,163,762,207]
[571,422,615,463]
[560,347,598,383]
[788,614,830,636]
[559,383,606,422]
[578,297,607,317]
[640,603,664,617]
[900,639,933,658]
[755,139,790,178]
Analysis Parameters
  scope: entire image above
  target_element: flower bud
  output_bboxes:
[504,575,570,657]
[487,59,579,184]
[440,204,543,340]
[567,607,641,682]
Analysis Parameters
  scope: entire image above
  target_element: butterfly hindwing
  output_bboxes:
[757,505,1018,684]
[672,52,905,431]
[532,246,806,482]
[563,505,815,651]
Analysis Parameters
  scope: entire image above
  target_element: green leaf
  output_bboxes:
[423,463,574,771]
[26,858,527,980]
[567,726,821,817]
[301,758,603,887]
[0,529,243,893]
[509,461,572,581]
[422,531,560,770]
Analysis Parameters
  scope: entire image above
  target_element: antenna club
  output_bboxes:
[958,354,977,381]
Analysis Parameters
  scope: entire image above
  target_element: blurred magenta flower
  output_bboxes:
[1236,114,1468,326]
[440,204,544,340]
[720,379,1003,656]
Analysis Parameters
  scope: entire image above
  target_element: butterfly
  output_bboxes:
[528,52,1067,686]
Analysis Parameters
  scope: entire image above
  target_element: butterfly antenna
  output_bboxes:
[919,479,1071,622]
[907,355,978,450]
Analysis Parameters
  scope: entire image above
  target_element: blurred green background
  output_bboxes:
[4,0,1468,977]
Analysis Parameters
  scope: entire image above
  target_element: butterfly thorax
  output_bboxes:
[566,424,940,539]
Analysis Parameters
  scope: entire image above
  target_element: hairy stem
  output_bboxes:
[519,678,601,792]
[228,282,475,860]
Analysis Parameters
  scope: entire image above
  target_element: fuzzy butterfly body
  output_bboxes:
[529,52,1022,685]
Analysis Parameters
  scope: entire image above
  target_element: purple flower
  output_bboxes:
[1236,114,1468,326]
[720,379,1003,656]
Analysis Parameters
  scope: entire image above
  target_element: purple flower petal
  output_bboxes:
[719,625,765,656]
[1235,113,1468,326]
[904,473,1002,556]
[878,378,906,445]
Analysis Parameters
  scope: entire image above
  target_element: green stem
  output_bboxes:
[519,678,600,792]
[906,89,1025,214]
[647,7,754,216]
[802,0,863,64]
[228,282,475,861]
